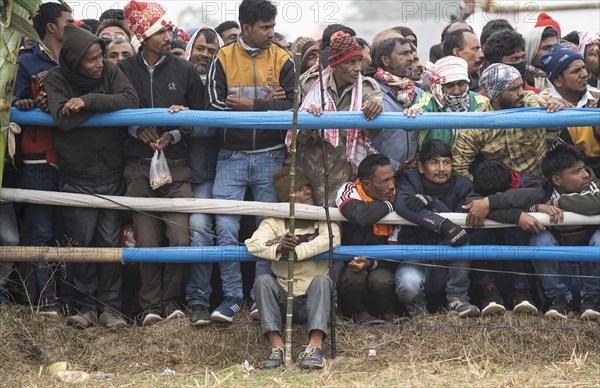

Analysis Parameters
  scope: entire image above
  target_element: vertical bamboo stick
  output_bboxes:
[284,45,302,367]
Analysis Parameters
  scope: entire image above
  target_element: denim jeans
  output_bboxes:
[186,181,215,307]
[530,229,600,300]
[21,163,61,300]
[255,274,332,337]
[394,237,472,303]
[212,148,284,300]
[0,202,19,289]
[61,182,124,312]
[469,228,532,291]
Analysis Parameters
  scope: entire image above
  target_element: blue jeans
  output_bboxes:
[530,229,600,300]
[469,228,532,291]
[186,181,215,307]
[212,148,283,300]
[0,202,19,289]
[21,163,61,300]
[395,238,472,303]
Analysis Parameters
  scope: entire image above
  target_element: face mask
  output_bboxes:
[510,61,527,79]
[443,91,470,112]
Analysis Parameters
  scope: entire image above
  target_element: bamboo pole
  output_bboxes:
[0,246,123,262]
[283,45,303,367]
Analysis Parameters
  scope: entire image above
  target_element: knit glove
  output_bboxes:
[405,194,435,212]
[440,219,469,247]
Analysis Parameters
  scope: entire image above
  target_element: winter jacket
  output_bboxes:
[336,181,395,246]
[118,51,205,160]
[207,38,295,150]
[552,167,600,216]
[336,181,397,270]
[453,91,547,179]
[465,174,546,224]
[411,91,488,147]
[395,169,472,233]
[245,218,340,296]
[14,44,58,165]
[45,26,139,186]
[369,81,422,171]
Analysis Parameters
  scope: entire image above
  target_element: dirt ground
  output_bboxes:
[1,305,599,387]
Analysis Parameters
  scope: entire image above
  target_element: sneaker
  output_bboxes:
[405,301,428,319]
[545,295,573,319]
[60,302,75,317]
[0,288,13,306]
[99,309,128,329]
[189,304,211,326]
[211,298,243,323]
[510,290,538,314]
[481,287,506,316]
[580,295,600,321]
[37,297,60,318]
[448,297,481,318]
[260,346,285,369]
[139,307,163,326]
[250,302,260,321]
[67,309,98,329]
[297,344,325,370]
[163,302,185,320]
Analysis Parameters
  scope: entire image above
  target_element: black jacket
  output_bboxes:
[395,169,472,233]
[465,174,546,225]
[118,51,205,160]
[45,25,138,186]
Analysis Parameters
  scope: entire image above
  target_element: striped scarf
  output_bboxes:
[286,66,372,173]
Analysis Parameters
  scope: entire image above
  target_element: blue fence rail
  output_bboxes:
[5,108,599,264]
[120,245,600,264]
[10,107,600,129]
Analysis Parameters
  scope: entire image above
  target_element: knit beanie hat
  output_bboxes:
[328,31,363,68]
[274,166,311,202]
[535,12,561,37]
[480,63,521,100]
[124,0,172,43]
[540,44,584,82]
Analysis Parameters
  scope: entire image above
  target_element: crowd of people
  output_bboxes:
[1,0,599,370]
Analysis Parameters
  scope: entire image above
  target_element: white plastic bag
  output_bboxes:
[149,150,172,190]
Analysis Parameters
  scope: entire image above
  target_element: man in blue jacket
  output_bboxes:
[395,140,480,317]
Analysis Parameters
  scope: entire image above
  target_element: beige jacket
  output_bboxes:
[245,218,341,296]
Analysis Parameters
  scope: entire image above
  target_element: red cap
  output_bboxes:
[535,12,561,37]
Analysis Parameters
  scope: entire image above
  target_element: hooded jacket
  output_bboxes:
[45,24,139,186]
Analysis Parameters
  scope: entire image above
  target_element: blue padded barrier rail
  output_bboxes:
[121,245,600,263]
[10,107,600,130]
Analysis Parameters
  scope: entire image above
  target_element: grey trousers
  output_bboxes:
[255,274,332,338]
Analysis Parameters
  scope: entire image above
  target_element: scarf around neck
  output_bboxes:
[286,66,372,173]
[354,178,396,237]
[373,67,415,106]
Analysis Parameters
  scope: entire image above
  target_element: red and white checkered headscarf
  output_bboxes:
[124,0,172,43]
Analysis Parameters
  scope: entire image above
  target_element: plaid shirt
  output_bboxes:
[452,91,546,179]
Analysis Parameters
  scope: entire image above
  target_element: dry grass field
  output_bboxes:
[1,305,599,387]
